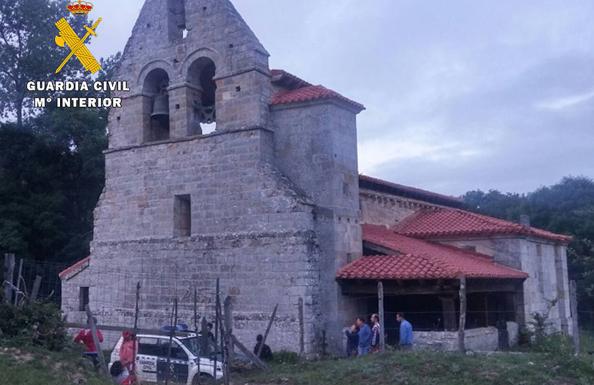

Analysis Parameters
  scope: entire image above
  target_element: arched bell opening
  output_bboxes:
[143,68,170,142]
[186,57,217,135]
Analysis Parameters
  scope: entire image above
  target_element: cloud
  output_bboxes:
[91,0,594,196]
[535,89,594,111]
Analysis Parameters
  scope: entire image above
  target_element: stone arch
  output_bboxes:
[181,48,222,78]
[184,50,219,135]
[137,60,175,93]
[142,67,170,142]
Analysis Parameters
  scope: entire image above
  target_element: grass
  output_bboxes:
[2,334,593,385]
[0,343,111,385]
[581,329,594,354]
[235,350,594,385]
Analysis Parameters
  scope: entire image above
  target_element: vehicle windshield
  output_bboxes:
[180,336,218,357]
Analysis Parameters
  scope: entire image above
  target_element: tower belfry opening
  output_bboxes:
[143,69,170,142]
[187,57,217,135]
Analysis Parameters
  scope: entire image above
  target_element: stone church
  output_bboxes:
[61,0,574,354]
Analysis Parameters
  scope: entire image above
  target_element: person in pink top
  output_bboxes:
[119,330,138,371]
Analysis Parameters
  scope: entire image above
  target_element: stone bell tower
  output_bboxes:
[62,0,365,356]
[109,0,271,148]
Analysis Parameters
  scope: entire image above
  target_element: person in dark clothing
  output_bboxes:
[253,334,273,361]
[207,322,215,341]
[344,324,359,357]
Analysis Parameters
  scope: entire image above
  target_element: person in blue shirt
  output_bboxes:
[355,317,372,356]
[397,312,414,349]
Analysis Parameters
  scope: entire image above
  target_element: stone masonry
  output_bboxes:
[62,0,362,355]
[62,0,573,355]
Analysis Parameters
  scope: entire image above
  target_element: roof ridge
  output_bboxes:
[397,206,572,243]
[360,223,529,280]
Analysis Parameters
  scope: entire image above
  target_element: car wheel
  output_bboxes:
[192,373,217,385]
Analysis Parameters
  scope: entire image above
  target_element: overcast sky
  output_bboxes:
[90,0,594,196]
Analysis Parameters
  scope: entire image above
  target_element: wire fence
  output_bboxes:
[4,255,593,362]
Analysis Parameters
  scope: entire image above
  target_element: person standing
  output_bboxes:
[73,318,104,368]
[344,324,359,357]
[355,317,372,356]
[119,331,138,373]
[396,312,414,350]
[370,314,381,353]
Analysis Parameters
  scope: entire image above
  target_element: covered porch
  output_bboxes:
[336,224,529,351]
[339,278,524,350]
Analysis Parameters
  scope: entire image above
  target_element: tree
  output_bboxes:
[0,0,90,127]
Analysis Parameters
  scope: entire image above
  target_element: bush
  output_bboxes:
[530,333,574,355]
[0,302,66,351]
[273,350,300,364]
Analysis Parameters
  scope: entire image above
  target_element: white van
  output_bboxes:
[109,333,223,384]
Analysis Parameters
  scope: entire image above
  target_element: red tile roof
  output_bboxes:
[270,69,311,89]
[359,174,463,207]
[270,69,365,112]
[394,208,573,243]
[337,224,528,280]
[59,256,90,280]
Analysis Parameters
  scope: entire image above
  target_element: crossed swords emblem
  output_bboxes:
[54,17,102,74]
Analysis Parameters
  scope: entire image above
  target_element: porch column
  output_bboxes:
[440,296,457,331]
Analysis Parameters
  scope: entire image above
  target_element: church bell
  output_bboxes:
[151,94,169,119]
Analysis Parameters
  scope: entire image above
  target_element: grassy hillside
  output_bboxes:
[1,337,593,385]
[0,344,111,385]
[237,350,594,385]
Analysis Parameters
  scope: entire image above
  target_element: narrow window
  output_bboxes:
[536,244,543,257]
[174,195,191,237]
[79,287,89,311]
[167,0,186,42]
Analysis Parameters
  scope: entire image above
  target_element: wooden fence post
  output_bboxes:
[213,279,220,382]
[14,258,23,306]
[298,297,305,356]
[164,297,178,385]
[378,281,386,352]
[258,304,278,358]
[223,296,234,362]
[570,280,580,355]
[84,305,109,378]
[30,276,42,303]
[458,275,467,354]
[3,254,15,304]
[194,288,201,385]
[230,335,269,370]
[132,282,140,379]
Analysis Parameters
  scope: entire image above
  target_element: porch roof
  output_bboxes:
[337,225,528,281]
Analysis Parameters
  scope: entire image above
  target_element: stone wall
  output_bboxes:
[436,237,572,335]
[415,326,515,352]
[271,101,362,353]
[360,189,438,227]
[63,0,364,356]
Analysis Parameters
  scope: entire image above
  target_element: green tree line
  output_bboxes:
[0,0,116,263]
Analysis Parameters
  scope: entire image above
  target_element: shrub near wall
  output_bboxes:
[0,302,66,351]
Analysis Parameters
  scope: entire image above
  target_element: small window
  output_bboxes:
[463,245,477,252]
[138,337,162,356]
[161,341,188,361]
[174,195,191,237]
[536,244,543,257]
[79,287,89,311]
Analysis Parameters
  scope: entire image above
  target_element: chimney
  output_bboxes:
[519,214,531,227]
